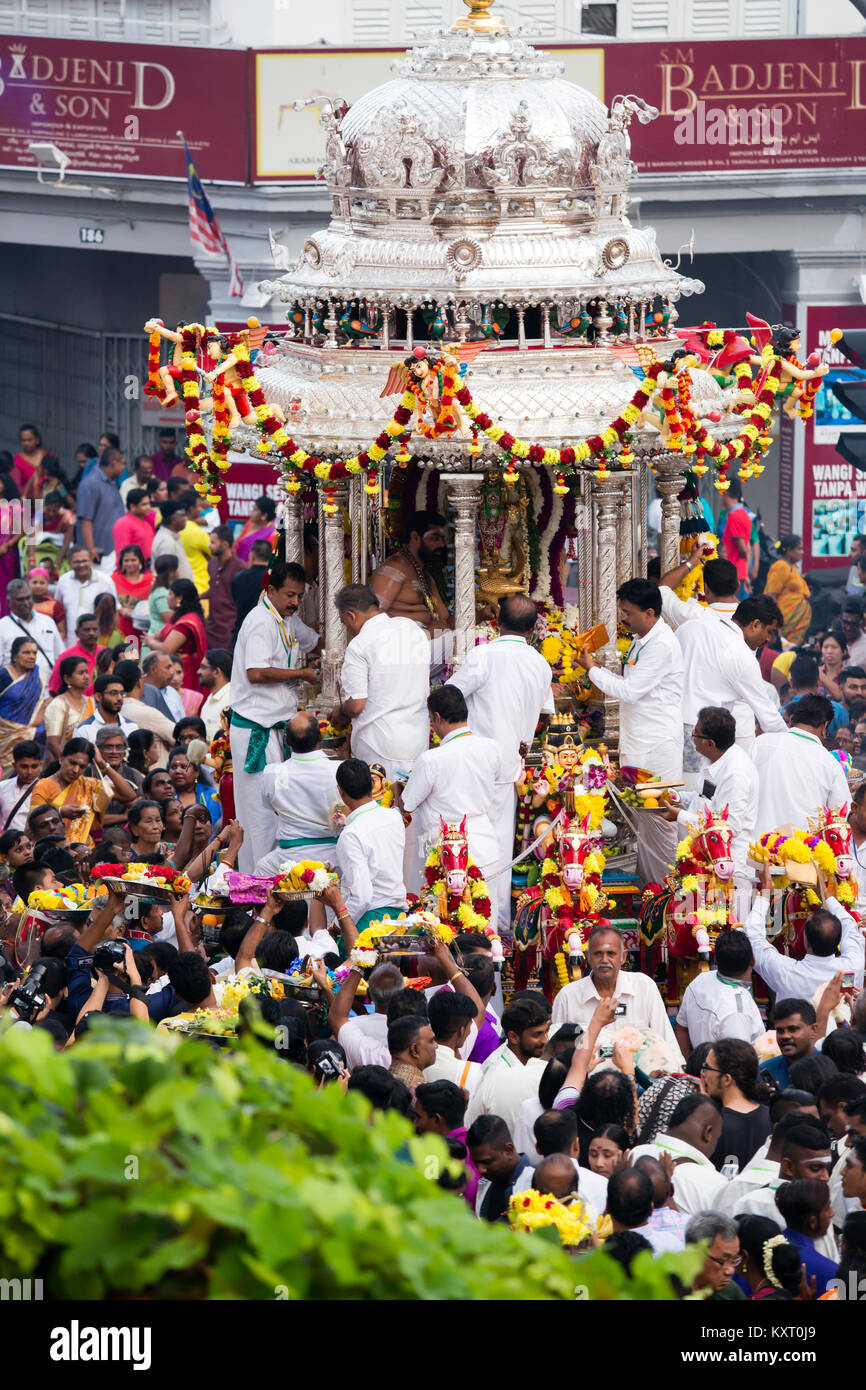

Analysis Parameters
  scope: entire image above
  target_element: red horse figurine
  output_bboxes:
[513,813,608,1000]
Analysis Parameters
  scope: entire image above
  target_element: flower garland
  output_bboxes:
[416,363,459,438]
[424,847,493,934]
[164,324,799,500]
[143,328,167,402]
[541,852,606,915]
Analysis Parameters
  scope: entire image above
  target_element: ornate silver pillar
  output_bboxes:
[321,481,349,706]
[283,490,303,566]
[654,453,685,575]
[615,475,633,589]
[441,472,483,669]
[591,473,621,751]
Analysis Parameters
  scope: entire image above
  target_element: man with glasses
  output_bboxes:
[685,1212,745,1300]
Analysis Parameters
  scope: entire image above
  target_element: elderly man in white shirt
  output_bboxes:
[228,561,320,872]
[675,595,786,786]
[255,712,341,875]
[668,705,759,892]
[0,579,63,684]
[53,547,115,634]
[334,757,407,931]
[752,694,851,835]
[578,577,684,884]
[331,583,430,781]
[400,684,516,926]
[551,922,685,1066]
[744,859,865,998]
[448,593,555,931]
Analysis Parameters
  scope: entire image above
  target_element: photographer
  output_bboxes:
[74,940,149,1026]
[3,956,67,1029]
[64,886,155,1021]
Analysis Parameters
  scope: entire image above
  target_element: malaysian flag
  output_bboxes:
[181,136,243,298]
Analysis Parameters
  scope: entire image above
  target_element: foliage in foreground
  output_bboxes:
[0,1017,698,1299]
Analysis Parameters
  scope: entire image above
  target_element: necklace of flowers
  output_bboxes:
[180,325,223,505]
[144,328,168,402]
[423,847,493,934]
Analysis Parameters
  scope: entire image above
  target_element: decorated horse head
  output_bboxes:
[558,812,597,890]
[439,816,469,895]
[808,804,853,882]
[679,807,734,883]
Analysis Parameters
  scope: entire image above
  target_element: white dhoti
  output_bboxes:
[635,813,679,888]
[230,723,285,873]
[255,839,339,877]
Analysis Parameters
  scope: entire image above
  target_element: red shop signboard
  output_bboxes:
[0,36,249,181]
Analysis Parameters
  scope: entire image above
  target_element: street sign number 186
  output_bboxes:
[79,227,105,245]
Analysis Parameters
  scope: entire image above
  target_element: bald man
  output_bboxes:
[447,594,554,931]
[255,711,341,874]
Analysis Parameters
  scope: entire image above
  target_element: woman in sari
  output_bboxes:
[112,544,154,638]
[0,637,48,773]
[43,656,94,761]
[13,424,56,498]
[146,579,207,692]
[233,495,276,565]
[764,534,811,644]
[29,736,137,847]
[169,656,204,716]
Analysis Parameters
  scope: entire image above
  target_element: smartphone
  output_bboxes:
[842,972,856,989]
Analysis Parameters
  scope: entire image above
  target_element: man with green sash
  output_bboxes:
[228,560,320,872]
[256,711,340,874]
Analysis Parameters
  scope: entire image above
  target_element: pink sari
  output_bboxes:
[159,612,207,693]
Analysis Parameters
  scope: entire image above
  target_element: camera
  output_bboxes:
[79,939,128,975]
[7,960,52,1024]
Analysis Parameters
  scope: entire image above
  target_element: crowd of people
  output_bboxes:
[2,430,866,1303]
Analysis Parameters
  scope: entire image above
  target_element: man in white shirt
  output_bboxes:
[115,659,175,764]
[752,693,850,834]
[658,551,740,630]
[333,758,407,930]
[675,595,786,784]
[629,1095,727,1214]
[551,923,685,1067]
[53,548,115,635]
[256,712,340,874]
[669,706,759,887]
[198,650,232,744]
[0,739,42,834]
[228,561,320,872]
[328,960,404,1071]
[330,583,430,780]
[675,928,764,1055]
[76,672,138,738]
[0,580,63,683]
[400,685,516,924]
[448,593,555,931]
[423,990,484,1097]
[578,578,684,884]
[465,995,550,1133]
[744,859,865,997]
[727,1122,838,1262]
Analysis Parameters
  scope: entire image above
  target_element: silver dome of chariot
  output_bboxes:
[256,0,726,463]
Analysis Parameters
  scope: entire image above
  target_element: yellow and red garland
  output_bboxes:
[170,323,792,501]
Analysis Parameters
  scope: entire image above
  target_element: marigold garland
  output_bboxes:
[143,328,167,402]
[423,847,493,934]
[165,322,796,500]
